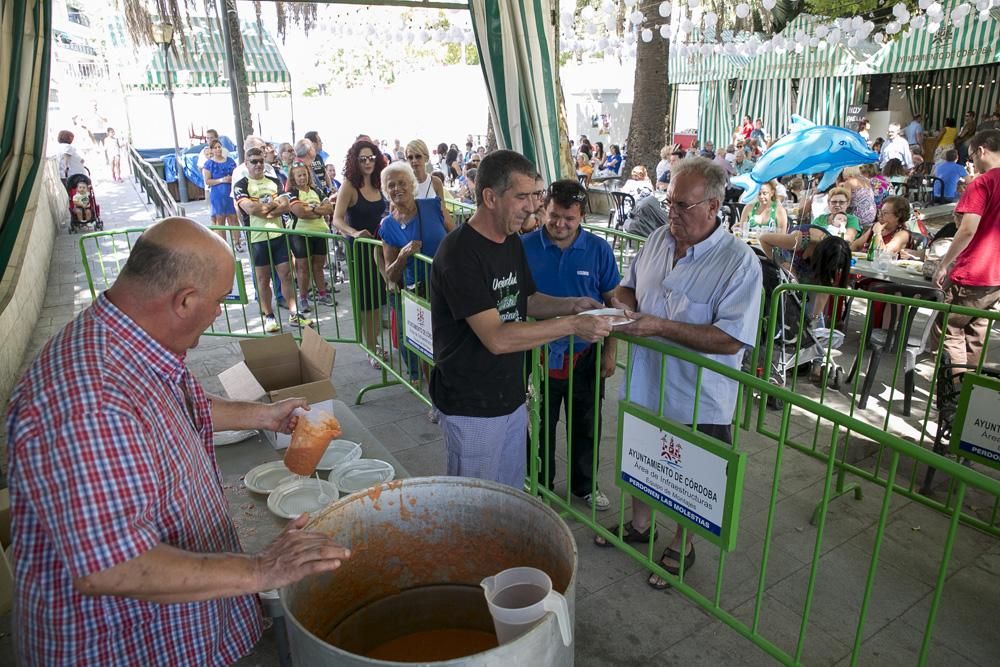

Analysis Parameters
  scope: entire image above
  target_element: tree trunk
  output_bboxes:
[486,111,498,152]
[224,0,254,138]
[625,1,670,176]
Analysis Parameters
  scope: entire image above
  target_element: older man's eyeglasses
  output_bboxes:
[247,159,264,166]
[663,197,712,217]
[358,155,378,164]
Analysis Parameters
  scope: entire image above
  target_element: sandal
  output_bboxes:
[594,520,652,548]
[648,545,696,590]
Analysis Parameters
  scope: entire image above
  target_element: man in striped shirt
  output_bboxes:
[6,218,349,665]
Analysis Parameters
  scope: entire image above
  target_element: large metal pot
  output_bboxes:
[281,477,577,666]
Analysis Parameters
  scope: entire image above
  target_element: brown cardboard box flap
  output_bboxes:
[239,333,299,365]
[299,327,336,382]
[218,363,267,402]
[250,357,303,392]
[270,380,337,404]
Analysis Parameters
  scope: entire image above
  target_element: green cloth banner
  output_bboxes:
[469,0,563,183]
[0,0,52,279]
[794,76,857,127]
[737,78,792,143]
[697,79,733,149]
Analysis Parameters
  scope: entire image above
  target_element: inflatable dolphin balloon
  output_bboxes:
[730,115,878,204]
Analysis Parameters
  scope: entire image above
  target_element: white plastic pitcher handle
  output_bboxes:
[542,591,572,647]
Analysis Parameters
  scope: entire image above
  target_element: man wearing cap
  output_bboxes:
[521,179,620,510]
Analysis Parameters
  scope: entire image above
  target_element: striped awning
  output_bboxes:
[697,80,734,149]
[670,52,749,85]
[108,17,289,90]
[867,3,1000,75]
[794,76,861,127]
[470,0,564,183]
[737,78,792,141]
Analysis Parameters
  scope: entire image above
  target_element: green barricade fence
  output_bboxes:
[444,199,476,226]
[755,283,1000,537]
[581,222,646,277]
[79,225,358,343]
[529,327,1000,665]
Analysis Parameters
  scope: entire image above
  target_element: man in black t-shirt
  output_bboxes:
[429,150,614,488]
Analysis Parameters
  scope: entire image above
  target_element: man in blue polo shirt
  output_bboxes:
[521,179,620,510]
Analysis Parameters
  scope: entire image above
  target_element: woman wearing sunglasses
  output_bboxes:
[405,139,453,228]
[333,139,389,367]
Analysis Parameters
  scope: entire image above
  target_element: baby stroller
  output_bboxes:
[66,172,103,233]
[756,247,844,394]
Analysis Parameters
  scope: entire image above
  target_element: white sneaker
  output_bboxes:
[584,490,611,511]
[264,315,280,333]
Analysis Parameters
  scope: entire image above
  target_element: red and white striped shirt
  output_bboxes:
[6,294,261,665]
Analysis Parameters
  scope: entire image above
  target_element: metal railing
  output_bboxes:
[127,145,183,219]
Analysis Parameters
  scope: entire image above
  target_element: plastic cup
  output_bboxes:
[283,409,342,477]
[480,567,572,647]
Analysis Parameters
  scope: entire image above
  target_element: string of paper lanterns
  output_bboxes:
[558,0,1000,62]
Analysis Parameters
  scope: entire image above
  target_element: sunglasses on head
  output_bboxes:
[547,182,587,203]
[358,155,378,164]
[248,159,264,165]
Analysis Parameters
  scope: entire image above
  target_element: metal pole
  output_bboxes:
[220,0,246,157]
[163,43,189,204]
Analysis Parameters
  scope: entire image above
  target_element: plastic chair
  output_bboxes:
[848,282,944,415]
[607,191,635,230]
[577,174,593,214]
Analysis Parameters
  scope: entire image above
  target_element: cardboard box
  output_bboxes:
[218,327,337,447]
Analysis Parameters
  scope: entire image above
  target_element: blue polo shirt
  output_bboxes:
[521,227,620,370]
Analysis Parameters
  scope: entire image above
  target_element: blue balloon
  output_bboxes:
[731,116,878,204]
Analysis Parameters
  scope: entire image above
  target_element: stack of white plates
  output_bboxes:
[266,478,340,519]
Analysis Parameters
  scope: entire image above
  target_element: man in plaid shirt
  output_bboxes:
[6,218,350,665]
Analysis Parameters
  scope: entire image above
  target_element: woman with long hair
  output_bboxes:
[332,139,389,367]
[201,139,241,250]
[446,143,461,184]
[738,181,788,234]
[850,195,911,259]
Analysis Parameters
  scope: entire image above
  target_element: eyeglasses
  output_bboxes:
[663,197,712,218]
[247,159,264,166]
[828,199,849,206]
[358,155,378,164]
[547,182,587,203]
[405,154,425,161]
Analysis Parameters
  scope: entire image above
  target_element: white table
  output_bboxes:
[852,258,935,291]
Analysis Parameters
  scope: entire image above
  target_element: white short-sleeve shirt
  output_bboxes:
[621,222,762,425]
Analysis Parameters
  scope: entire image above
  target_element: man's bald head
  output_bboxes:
[118,218,232,295]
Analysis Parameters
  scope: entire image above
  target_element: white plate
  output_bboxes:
[316,439,363,471]
[578,308,634,327]
[213,430,258,447]
[329,459,396,494]
[267,478,340,519]
[244,461,293,495]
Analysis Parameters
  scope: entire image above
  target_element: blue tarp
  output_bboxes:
[137,136,239,190]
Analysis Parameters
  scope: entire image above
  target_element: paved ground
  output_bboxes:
[2,172,999,665]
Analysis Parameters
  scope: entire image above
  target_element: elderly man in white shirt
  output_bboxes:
[879,124,914,170]
[594,156,762,590]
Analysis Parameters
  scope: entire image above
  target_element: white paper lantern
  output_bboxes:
[597,36,610,50]
[828,28,841,44]
[885,20,901,34]
[624,0,637,6]
[808,36,820,48]
[735,3,750,19]
[601,0,615,13]
[847,36,859,47]
[688,0,701,9]
[873,32,885,44]
[660,24,671,38]
[605,16,617,31]
[639,28,651,42]
[658,2,672,18]
[911,15,927,29]
[815,24,829,38]
[762,0,777,11]
[918,0,932,8]
[624,31,636,45]
[704,11,718,26]
[952,3,970,16]
[629,10,644,25]
[927,2,943,16]
[976,0,989,9]
[927,21,942,33]
[980,8,991,20]
[680,18,693,32]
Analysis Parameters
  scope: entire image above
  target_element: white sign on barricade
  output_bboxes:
[616,404,745,550]
[402,290,434,364]
[951,374,1000,470]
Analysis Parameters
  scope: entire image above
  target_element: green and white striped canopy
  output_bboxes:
[740,15,875,81]
[697,80,734,149]
[469,0,563,183]
[670,52,749,85]
[867,5,1000,75]
[108,17,289,90]
[794,76,861,127]
[738,78,792,141]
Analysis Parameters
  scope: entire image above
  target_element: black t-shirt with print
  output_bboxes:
[429,223,537,417]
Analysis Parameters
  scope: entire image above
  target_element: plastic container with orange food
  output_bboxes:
[284,409,343,476]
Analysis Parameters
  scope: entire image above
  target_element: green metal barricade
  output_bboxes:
[529,327,1000,665]
[79,225,358,342]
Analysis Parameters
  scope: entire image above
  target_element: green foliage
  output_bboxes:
[804,0,920,19]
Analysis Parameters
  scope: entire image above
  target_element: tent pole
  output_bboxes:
[220,4,245,155]
[289,83,296,142]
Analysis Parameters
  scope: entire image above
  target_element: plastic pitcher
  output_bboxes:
[480,567,572,647]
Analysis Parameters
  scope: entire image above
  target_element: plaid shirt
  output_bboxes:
[6,295,261,665]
